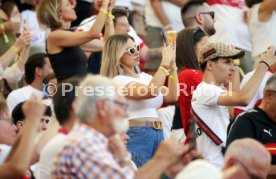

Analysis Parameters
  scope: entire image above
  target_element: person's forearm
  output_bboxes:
[80,39,104,52]
[135,158,168,179]
[17,46,30,72]
[166,70,179,103]
[150,0,170,26]
[238,63,268,105]
[0,45,19,69]
[89,2,108,37]
[8,117,40,173]
[103,16,114,41]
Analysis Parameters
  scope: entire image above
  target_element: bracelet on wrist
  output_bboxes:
[169,75,178,82]
[100,8,109,15]
[11,45,19,54]
[259,61,270,69]
[100,8,115,20]
[159,66,170,76]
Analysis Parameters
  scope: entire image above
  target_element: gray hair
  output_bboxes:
[225,138,271,164]
[265,74,276,91]
[76,75,118,122]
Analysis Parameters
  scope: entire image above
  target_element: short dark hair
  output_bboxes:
[25,53,48,84]
[176,28,206,70]
[112,7,129,24]
[181,0,205,27]
[53,77,81,125]
[12,101,52,125]
[200,57,219,72]
[245,0,262,8]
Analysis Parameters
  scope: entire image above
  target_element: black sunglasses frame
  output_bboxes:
[199,11,215,20]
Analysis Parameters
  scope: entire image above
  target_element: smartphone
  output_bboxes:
[160,29,168,46]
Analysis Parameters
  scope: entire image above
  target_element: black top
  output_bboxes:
[227,108,276,164]
[171,105,183,130]
[47,45,87,82]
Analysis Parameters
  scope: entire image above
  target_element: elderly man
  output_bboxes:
[224,138,271,179]
[176,138,271,179]
[52,75,193,178]
[227,74,276,176]
[191,43,276,167]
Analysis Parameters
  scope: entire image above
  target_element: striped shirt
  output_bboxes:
[51,124,134,179]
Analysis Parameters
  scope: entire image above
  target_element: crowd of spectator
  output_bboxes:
[1,0,276,178]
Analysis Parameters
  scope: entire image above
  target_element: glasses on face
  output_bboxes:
[236,160,263,179]
[199,11,215,20]
[112,100,129,111]
[125,45,140,55]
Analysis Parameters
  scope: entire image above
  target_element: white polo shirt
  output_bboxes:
[192,82,229,168]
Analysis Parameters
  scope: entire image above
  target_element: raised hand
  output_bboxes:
[14,30,32,50]
[22,95,46,124]
[161,41,176,68]
[259,46,276,67]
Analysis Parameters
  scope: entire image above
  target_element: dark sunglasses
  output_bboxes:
[125,45,140,55]
[199,11,215,20]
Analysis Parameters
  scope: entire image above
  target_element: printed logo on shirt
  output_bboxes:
[264,129,273,137]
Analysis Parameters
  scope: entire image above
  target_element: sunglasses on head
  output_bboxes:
[199,11,215,20]
[125,45,140,55]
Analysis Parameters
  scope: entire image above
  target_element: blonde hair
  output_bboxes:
[36,0,62,29]
[100,34,134,78]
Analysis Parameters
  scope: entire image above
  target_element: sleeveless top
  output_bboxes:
[46,39,88,82]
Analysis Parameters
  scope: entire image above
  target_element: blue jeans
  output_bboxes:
[126,127,164,168]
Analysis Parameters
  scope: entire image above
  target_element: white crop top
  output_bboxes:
[114,73,163,120]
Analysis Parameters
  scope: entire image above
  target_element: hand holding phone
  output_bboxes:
[161,29,168,46]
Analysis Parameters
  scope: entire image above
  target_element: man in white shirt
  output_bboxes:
[181,0,216,36]
[191,42,276,168]
[6,53,53,112]
[246,0,276,65]
[35,78,80,179]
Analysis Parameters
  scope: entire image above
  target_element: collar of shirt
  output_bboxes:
[73,123,109,146]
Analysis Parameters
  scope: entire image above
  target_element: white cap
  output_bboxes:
[175,159,222,179]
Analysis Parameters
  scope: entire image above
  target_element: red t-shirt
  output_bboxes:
[178,69,203,143]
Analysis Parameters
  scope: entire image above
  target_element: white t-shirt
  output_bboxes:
[209,4,252,51]
[145,0,184,31]
[235,70,273,111]
[6,85,45,112]
[0,144,11,164]
[21,10,47,47]
[192,82,229,168]
[248,4,276,60]
[131,0,145,6]
[115,0,133,11]
[114,73,163,120]
[35,133,67,179]
[78,16,143,47]
[3,63,24,84]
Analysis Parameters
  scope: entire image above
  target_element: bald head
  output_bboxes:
[224,138,271,178]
